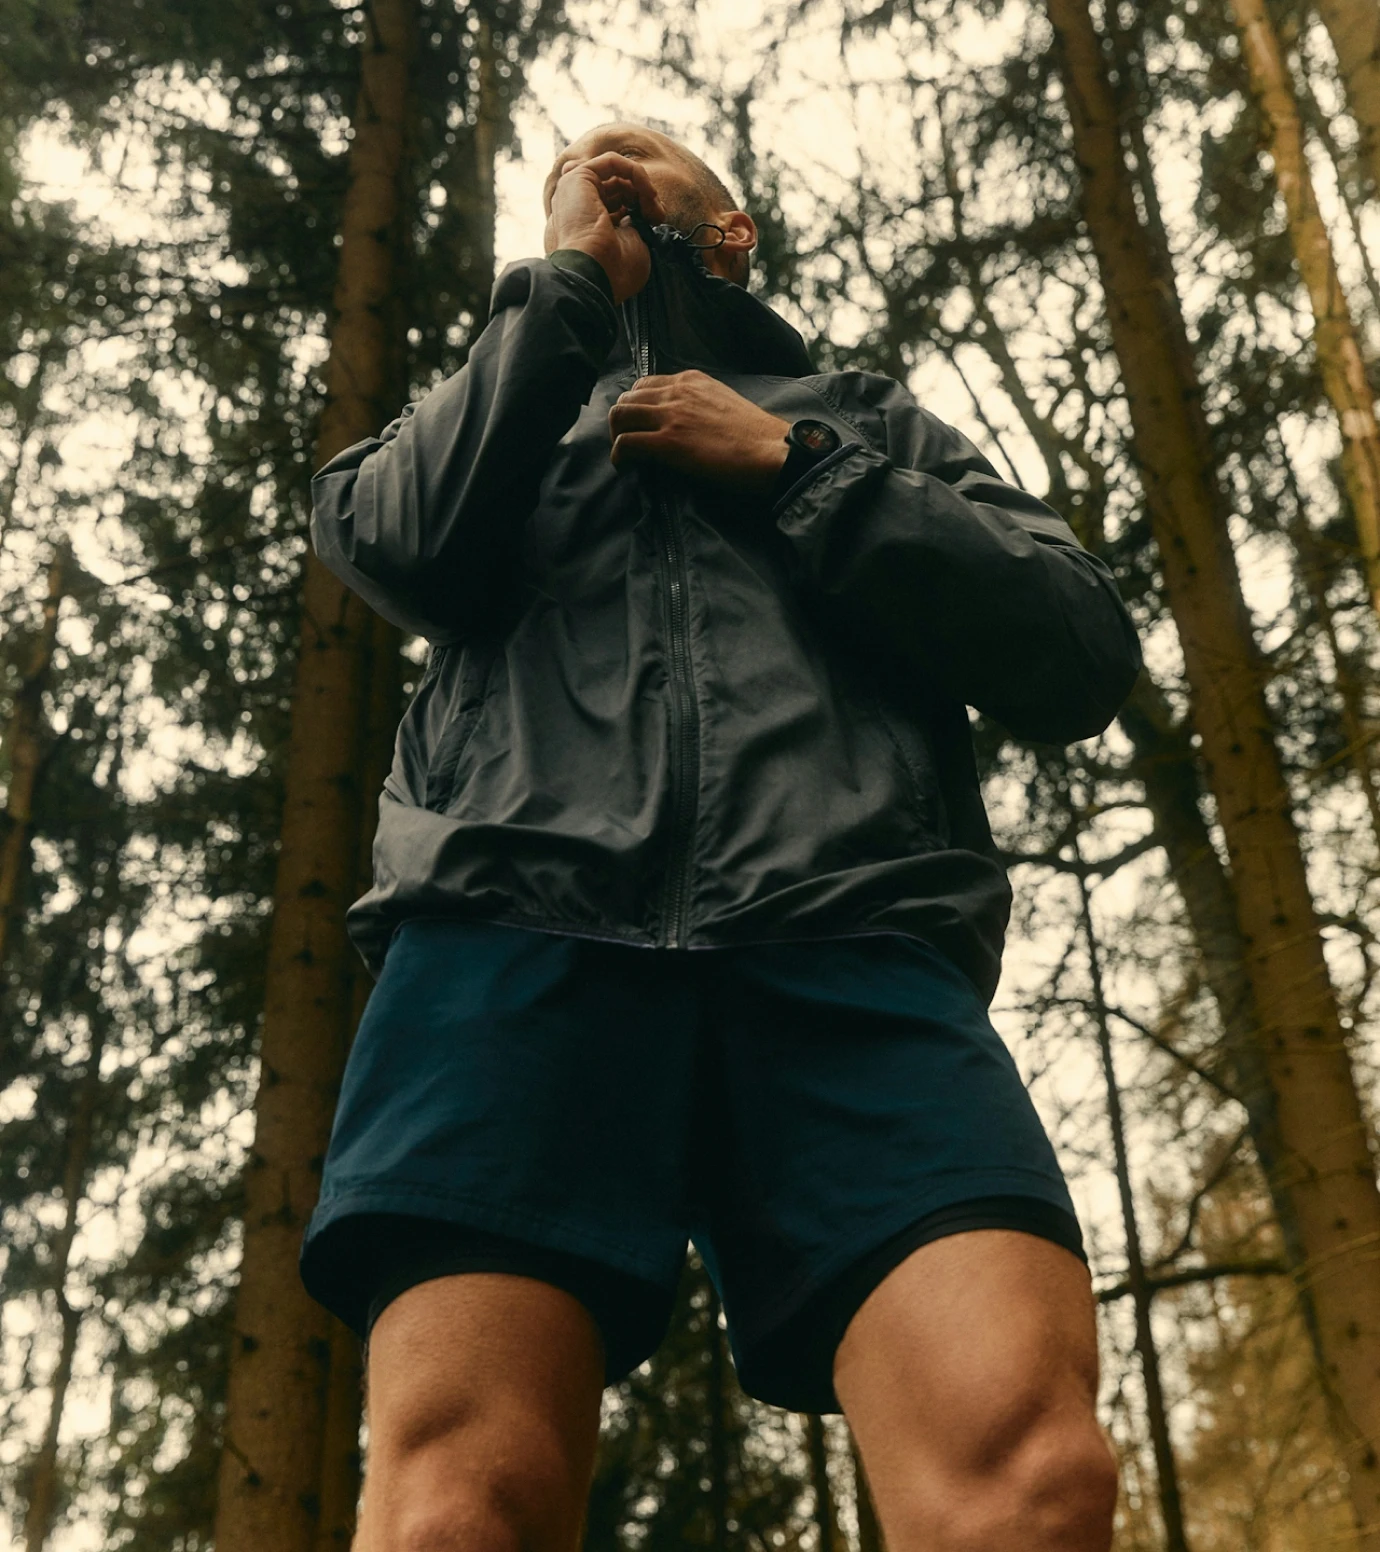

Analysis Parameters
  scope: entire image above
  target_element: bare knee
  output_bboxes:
[838,1232,1113,1552]
[391,1489,520,1552]
[979,1415,1118,1549]
[390,1461,549,1552]
[373,1408,590,1552]
[361,1364,599,1552]
[885,1406,1118,1552]
[356,1275,604,1552]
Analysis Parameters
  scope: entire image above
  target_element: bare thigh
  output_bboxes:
[355,1273,605,1552]
[834,1229,1116,1552]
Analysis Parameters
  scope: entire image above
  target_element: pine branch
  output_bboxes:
[1097,1259,1289,1304]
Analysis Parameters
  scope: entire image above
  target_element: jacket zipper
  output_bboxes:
[625,287,699,949]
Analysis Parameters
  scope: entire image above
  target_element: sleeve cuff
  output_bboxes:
[770,441,866,516]
[548,249,616,309]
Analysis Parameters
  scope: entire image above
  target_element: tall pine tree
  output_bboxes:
[1043,0,1380,1537]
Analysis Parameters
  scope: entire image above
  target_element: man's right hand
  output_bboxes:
[545,152,668,305]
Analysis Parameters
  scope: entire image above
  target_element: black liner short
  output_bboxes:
[300,920,1084,1414]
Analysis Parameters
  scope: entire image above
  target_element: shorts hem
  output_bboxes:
[302,1181,680,1294]
[728,1169,1079,1356]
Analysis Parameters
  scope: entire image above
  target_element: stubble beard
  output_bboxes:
[657,187,718,237]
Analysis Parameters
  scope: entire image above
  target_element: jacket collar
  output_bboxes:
[610,225,815,379]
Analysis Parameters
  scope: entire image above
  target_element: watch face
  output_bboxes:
[791,418,840,454]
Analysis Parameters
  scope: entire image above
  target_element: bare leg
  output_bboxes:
[354,1273,604,1552]
[834,1230,1117,1552]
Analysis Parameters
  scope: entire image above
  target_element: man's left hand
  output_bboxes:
[609,371,790,494]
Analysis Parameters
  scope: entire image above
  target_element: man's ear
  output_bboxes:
[709,210,757,285]
[718,210,757,257]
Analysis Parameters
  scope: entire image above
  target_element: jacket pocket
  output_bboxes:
[423,642,498,811]
[869,691,949,845]
[385,645,449,805]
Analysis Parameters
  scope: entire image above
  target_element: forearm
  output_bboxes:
[311,256,619,640]
[776,446,1141,743]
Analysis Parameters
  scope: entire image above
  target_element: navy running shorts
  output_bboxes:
[299,920,1084,1414]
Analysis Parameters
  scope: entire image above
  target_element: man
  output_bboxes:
[302,122,1141,1552]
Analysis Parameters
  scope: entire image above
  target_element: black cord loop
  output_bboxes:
[682,222,727,249]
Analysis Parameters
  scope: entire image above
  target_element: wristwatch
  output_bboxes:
[774,418,842,501]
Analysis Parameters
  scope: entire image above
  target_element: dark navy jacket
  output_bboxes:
[310,234,1141,999]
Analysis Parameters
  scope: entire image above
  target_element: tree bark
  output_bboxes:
[1314,0,1380,199]
[314,608,403,1552]
[0,343,56,553]
[969,210,1370,1334]
[444,16,501,307]
[0,542,68,973]
[1117,679,1322,1360]
[21,1030,105,1552]
[22,1301,79,1552]
[1075,817,1191,1552]
[806,1414,837,1552]
[849,1431,885,1552]
[472,17,501,288]
[1272,429,1380,850]
[1297,47,1380,325]
[706,1281,729,1549]
[312,1318,364,1552]
[1232,0,1380,617]
[212,5,417,1550]
[1045,0,1380,1538]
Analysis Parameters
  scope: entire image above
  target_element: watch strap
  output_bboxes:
[772,439,828,502]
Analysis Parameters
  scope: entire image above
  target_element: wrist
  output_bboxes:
[754,429,791,492]
[770,418,843,504]
[554,237,637,304]
[730,417,791,495]
[548,247,616,308]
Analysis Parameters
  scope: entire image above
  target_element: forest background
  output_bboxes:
[3,0,1380,1547]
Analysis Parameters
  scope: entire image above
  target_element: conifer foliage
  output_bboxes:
[584,1258,818,1551]
[210,1,419,1544]
[4,0,1380,1547]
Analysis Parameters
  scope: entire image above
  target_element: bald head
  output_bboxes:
[543,123,755,285]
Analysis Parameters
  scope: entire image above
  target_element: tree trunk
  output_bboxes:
[0,542,68,972]
[969,210,1366,1349]
[1297,48,1380,325]
[1314,0,1380,198]
[1272,429,1380,850]
[212,5,417,1550]
[849,1432,885,1552]
[472,17,501,287]
[806,1415,837,1552]
[444,16,501,302]
[1231,0,1380,616]
[22,1301,79,1552]
[314,608,403,1552]
[1075,818,1191,1552]
[706,1281,729,1549]
[0,344,56,553]
[1045,0,1380,1538]
[22,1026,107,1552]
[1117,679,1323,1360]
[312,1319,364,1552]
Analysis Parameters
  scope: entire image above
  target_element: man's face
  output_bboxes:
[542,123,718,252]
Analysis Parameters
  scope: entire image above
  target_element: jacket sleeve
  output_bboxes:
[773,376,1142,743]
[309,255,620,642]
